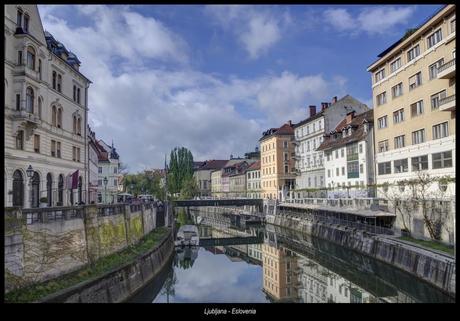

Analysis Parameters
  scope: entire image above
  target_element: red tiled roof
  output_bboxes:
[260,122,295,141]
[198,160,229,170]
[246,160,261,171]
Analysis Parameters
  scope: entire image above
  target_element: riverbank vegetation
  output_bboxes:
[398,235,454,256]
[5,227,169,303]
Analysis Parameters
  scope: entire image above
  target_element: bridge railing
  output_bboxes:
[23,206,85,225]
[283,197,389,212]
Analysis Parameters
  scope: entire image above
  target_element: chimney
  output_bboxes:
[346,111,355,124]
[288,120,292,126]
[332,96,338,104]
[309,105,316,117]
[321,102,328,111]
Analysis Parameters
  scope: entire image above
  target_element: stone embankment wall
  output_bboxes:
[37,229,174,303]
[266,212,455,297]
[5,203,164,290]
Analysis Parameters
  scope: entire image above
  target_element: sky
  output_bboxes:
[37,4,443,173]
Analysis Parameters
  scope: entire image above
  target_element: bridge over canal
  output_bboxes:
[173,198,263,210]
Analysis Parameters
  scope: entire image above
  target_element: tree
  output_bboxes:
[167,147,194,195]
[180,177,199,200]
[160,269,177,303]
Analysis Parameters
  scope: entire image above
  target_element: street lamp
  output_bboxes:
[103,177,108,204]
[130,184,134,194]
[26,165,34,179]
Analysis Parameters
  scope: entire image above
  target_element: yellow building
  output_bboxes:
[262,242,298,302]
[367,4,456,197]
[259,121,296,200]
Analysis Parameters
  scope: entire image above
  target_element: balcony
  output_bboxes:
[10,109,40,139]
[13,64,41,82]
[437,59,456,79]
[347,153,359,161]
[439,94,456,111]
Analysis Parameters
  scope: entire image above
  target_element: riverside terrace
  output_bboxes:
[278,198,397,235]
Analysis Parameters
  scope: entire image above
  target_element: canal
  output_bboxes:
[127,210,454,303]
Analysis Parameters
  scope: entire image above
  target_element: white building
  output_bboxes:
[293,95,369,198]
[318,110,376,198]
[246,160,261,199]
[4,5,91,208]
[95,140,121,204]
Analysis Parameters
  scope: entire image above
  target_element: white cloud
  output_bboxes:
[39,5,349,172]
[323,8,355,31]
[324,6,416,35]
[205,5,289,59]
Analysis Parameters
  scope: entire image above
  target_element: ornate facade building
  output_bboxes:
[4,4,91,207]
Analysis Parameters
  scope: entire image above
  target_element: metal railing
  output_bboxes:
[130,204,142,213]
[23,206,84,225]
[437,58,455,73]
[97,204,125,217]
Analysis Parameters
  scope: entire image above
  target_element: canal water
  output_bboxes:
[128,211,454,303]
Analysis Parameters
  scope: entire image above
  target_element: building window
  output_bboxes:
[57,141,61,158]
[432,151,452,169]
[52,105,57,126]
[335,150,338,158]
[72,146,76,161]
[359,163,363,174]
[328,169,331,178]
[412,129,425,145]
[431,90,447,110]
[57,74,62,92]
[393,108,404,124]
[409,72,422,90]
[17,51,23,65]
[284,165,288,174]
[391,82,403,98]
[341,148,344,158]
[34,134,40,153]
[377,116,388,129]
[98,179,102,186]
[394,135,405,149]
[451,18,456,33]
[57,108,62,128]
[378,140,389,153]
[427,28,442,49]
[114,179,117,186]
[394,158,408,173]
[16,94,21,110]
[16,130,24,150]
[38,59,42,80]
[51,140,56,157]
[347,162,359,178]
[52,71,57,90]
[77,88,81,104]
[341,166,345,176]
[432,122,449,140]
[26,46,35,70]
[378,162,391,175]
[24,14,29,32]
[98,167,102,174]
[410,100,424,117]
[283,141,288,149]
[407,44,420,62]
[17,9,23,27]
[38,97,42,119]
[376,92,386,106]
[73,85,76,101]
[114,167,118,174]
[429,59,444,80]
[26,87,34,113]
[411,155,428,171]
[359,144,363,153]
[390,57,402,73]
[284,152,288,161]
[375,68,385,83]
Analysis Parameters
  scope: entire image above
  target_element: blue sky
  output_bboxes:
[38,5,443,172]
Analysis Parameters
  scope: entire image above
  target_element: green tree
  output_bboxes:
[167,147,194,195]
[180,177,199,200]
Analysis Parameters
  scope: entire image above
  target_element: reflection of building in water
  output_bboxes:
[262,242,299,302]
[175,247,199,270]
[248,244,263,263]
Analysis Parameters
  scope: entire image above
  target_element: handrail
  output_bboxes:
[437,58,455,73]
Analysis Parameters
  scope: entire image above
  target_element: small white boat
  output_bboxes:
[175,225,200,247]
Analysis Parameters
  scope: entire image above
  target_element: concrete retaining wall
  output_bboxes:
[266,213,455,297]
[37,229,174,303]
[5,203,165,290]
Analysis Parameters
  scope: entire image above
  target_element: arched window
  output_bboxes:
[77,88,81,104]
[24,14,29,32]
[16,9,23,28]
[58,175,64,206]
[57,74,62,92]
[52,71,57,90]
[38,97,42,119]
[77,117,81,135]
[52,105,57,127]
[47,173,52,206]
[31,172,40,208]
[38,59,42,80]
[26,87,34,113]
[73,115,76,133]
[12,170,24,207]
[26,46,35,70]
[57,108,62,128]
[73,85,76,101]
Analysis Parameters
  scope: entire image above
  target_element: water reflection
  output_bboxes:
[128,211,453,303]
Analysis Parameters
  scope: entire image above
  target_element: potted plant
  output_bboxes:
[40,197,48,208]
